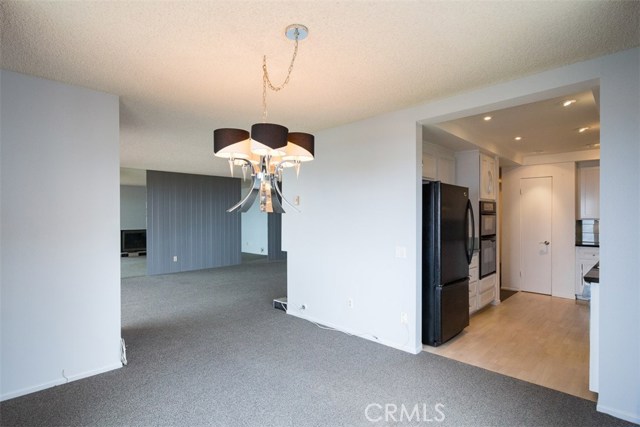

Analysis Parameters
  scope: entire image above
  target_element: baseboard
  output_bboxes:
[551,292,575,300]
[1,362,122,402]
[501,286,519,291]
[287,311,421,355]
[596,403,640,424]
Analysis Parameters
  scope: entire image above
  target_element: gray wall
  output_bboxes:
[146,170,241,275]
[1,70,121,400]
[268,213,286,261]
[120,185,147,230]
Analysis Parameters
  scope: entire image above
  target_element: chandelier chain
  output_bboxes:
[262,30,300,121]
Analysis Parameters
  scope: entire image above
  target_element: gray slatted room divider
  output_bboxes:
[268,213,287,261]
[146,170,241,275]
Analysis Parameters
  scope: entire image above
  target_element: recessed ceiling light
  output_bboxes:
[514,136,523,141]
[563,99,577,107]
[483,116,492,121]
[578,127,590,133]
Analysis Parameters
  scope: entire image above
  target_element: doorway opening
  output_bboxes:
[419,82,600,401]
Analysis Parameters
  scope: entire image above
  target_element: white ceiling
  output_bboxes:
[1,1,638,177]
[428,89,600,161]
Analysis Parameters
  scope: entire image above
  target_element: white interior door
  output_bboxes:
[520,177,552,294]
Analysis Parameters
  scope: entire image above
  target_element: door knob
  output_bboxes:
[539,240,550,245]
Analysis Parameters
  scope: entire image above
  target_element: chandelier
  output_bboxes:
[213,24,314,214]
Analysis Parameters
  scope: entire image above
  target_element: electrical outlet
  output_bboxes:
[172,256,178,262]
[395,246,407,258]
[400,312,408,324]
[348,298,354,308]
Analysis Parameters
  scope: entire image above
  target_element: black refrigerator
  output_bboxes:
[422,181,475,347]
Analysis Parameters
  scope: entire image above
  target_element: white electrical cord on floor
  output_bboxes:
[291,304,379,341]
[120,338,128,366]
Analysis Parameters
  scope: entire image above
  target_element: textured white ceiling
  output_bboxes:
[1,1,638,177]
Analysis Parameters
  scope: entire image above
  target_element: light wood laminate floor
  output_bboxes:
[423,291,596,401]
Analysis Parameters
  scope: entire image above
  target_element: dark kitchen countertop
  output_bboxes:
[584,262,599,284]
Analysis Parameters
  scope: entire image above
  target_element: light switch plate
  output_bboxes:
[395,246,407,258]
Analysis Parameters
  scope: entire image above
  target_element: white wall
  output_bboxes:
[0,70,121,400]
[283,48,639,422]
[501,162,576,299]
[597,49,639,423]
[120,185,147,230]
[241,180,268,255]
[283,113,421,353]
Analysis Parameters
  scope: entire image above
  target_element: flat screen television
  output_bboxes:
[121,229,147,253]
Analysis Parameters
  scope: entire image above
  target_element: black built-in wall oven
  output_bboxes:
[479,201,497,278]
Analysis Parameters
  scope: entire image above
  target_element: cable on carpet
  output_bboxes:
[291,304,379,341]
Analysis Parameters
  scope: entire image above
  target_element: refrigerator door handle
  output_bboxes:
[465,199,475,264]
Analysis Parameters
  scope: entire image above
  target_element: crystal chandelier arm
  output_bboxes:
[226,158,259,213]
[273,179,300,213]
[269,175,286,214]
[271,163,301,213]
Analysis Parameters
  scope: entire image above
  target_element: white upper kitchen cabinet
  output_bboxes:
[578,166,600,219]
[455,150,481,233]
[456,150,499,228]
[422,142,456,184]
[480,153,497,200]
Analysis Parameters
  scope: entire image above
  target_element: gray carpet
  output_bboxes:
[120,253,266,280]
[121,255,147,278]
[0,261,630,427]
[241,252,268,264]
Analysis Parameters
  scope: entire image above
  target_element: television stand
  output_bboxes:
[121,251,146,257]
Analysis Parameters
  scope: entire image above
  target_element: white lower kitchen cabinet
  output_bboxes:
[469,253,479,313]
[469,254,498,314]
[575,247,599,299]
[469,281,478,313]
[478,274,497,310]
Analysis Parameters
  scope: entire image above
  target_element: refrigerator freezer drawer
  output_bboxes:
[435,279,470,346]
